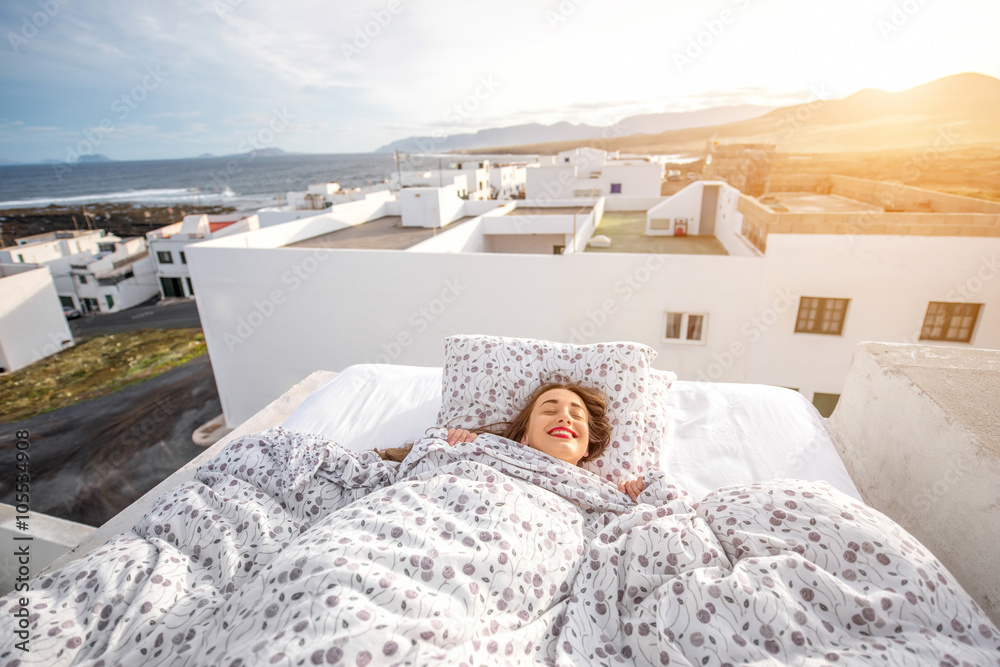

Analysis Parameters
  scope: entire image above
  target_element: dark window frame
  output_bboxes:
[919,302,981,343]
[157,251,174,264]
[794,297,849,335]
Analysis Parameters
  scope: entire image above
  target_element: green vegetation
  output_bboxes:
[0,328,207,423]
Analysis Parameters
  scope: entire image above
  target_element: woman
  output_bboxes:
[378,380,646,500]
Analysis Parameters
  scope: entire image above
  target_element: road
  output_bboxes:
[69,298,202,337]
[0,355,221,527]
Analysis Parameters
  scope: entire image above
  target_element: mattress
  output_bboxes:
[280,363,862,501]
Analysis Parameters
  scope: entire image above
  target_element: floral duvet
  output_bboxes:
[2,427,998,666]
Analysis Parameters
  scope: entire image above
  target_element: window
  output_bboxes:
[795,297,848,335]
[920,302,981,343]
[663,312,707,343]
[77,275,87,284]
[59,296,74,308]
[105,294,114,309]
[157,251,174,264]
[553,245,565,255]
[610,183,622,194]
[16,253,24,262]
[186,277,194,295]
[98,243,115,252]
[180,251,187,264]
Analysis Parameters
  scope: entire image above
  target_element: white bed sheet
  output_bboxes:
[281,364,862,501]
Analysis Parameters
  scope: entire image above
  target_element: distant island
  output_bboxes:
[78,154,114,163]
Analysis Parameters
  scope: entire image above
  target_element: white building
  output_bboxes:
[182,175,1000,428]
[488,163,526,200]
[525,148,664,201]
[68,237,158,313]
[0,229,156,314]
[0,264,73,373]
[147,214,245,298]
[390,159,527,201]
[285,182,391,211]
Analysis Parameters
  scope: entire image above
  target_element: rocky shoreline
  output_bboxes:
[0,202,238,247]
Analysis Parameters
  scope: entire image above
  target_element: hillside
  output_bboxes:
[473,73,1000,156]
[377,104,776,154]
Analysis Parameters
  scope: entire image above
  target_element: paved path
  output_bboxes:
[69,299,201,338]
[0,355,220,527]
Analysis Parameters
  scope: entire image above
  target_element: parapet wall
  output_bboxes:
[827,342,1000,624]
[830,175,1000,214]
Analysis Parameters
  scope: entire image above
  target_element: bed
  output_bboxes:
[2,336,998,666]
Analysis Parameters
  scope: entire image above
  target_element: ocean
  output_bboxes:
[0,153,399,211]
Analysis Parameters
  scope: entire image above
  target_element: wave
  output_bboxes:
[0,187,274,211]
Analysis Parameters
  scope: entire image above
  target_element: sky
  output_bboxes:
[0,0,998,163]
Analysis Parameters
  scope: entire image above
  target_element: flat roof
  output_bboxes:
[759,193,882,214]
[505,206,594,216]
[585,211,729,255]
[285,215,478,250]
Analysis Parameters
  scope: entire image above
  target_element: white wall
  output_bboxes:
[189,196,1000,427]
[400,187,458,228]
[407,218,486,254]
[525,165,578,200]
[747,234,1000,400]
[603,197,667,212]
[601,162,663,198]
[0,267,73,372]
[712,184,758,257]
[486,234,569,254]
[188,242,764,426]
[828,343,1000,623]
[647,182,704,235]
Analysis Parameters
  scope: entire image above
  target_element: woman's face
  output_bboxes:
[519,388,590,465]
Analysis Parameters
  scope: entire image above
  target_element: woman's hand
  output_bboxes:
[618,476,645,502]
[446,428,477,446]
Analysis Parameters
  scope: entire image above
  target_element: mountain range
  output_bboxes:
[375,104,777,154]
[474,72,1000,155]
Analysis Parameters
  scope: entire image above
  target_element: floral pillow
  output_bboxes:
[436,334,661,484]
[641,369,677,473]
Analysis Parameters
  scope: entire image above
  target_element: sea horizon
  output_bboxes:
[0,152,400,212]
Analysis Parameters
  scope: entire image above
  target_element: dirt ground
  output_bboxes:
[0,355,220,527]
[0,202,235,247]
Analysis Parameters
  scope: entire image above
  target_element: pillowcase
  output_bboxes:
[641,369,678,473]
[281,364,443,452]
[436,334,659,484]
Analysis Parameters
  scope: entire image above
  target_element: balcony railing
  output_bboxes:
[112,249,149,269]
[96,269,134,286]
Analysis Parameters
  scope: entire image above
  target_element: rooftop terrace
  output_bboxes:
[758,193,883,214]
[586,211,729,255]
[284,215,477,250]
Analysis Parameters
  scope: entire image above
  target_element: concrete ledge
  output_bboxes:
[0,504,95,596]
[41,369,337,576]
[827,342,1000,624]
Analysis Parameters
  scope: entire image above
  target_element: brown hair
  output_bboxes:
[377,380,612,466]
